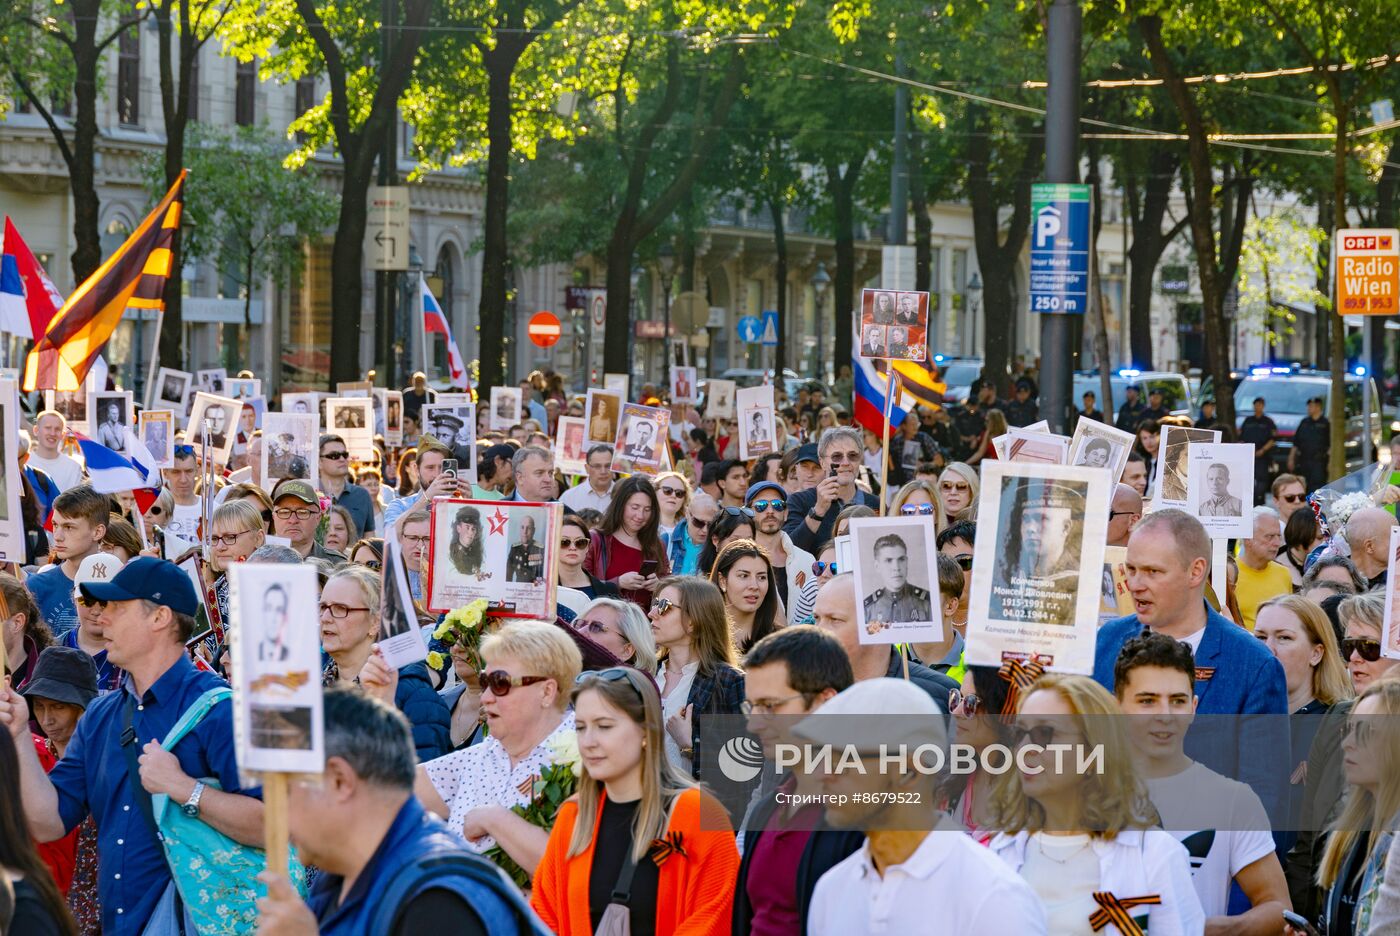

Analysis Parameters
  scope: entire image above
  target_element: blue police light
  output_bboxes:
[1250,367,1271,376]
[934,354,946,363]
[1354,364,1368,377]
[1118,368,1141,378]
[1271,366,1291,374]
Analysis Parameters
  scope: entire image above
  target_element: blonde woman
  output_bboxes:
[889,479,940,519]
[1306,679,1400,935]
[208,499,266,622]
[414,620,582,877]
[653,471,691,540]
[531,667,739,935]
[937,462,980,525]
[988,673,1204,935]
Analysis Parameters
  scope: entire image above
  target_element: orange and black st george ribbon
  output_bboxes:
[24,170,187,393]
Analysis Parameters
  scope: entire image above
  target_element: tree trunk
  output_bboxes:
[826,157,863,384]
[156,0,196,370]
[243,244,256,360]
[1315,194,1333,370]
[475,37,527,397]
[68,0,105,284]
[769,195,787,380]
[601,48,747,378]
[1125,149,1181,370]
[910,131,932,295]
[1086,140,1113,409]
[328,163,373,386]
[1139,14,1234,432]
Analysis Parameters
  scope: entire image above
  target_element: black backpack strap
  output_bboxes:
[121,692,160,836]
[370,850,550,936]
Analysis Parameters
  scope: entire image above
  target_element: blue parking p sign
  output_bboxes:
[1029,182,1091,315]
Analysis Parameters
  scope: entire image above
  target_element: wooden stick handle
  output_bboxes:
[263,772,290,880]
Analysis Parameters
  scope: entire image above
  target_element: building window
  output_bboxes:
[117,32,140,126]
[294,77,315,143]
[235,59,256,126]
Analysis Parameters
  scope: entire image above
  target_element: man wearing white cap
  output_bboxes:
[798,678,1048,935]
[58,552,127,694]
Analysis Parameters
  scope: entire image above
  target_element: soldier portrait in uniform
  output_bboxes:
[506,515,545,583]
[989,476,1088,627]
[426,499,562,619]
[849,515,943,645]
[586,389,622,445]
[869,290,896,325]
[1199,462,1243,517]
[261,412,320,489]
[490,386,523,430]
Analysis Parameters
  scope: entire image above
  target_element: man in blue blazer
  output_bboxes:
[1093,508,1289,823]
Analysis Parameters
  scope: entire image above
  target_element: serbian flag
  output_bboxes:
[0,255,28,338]
[2,217,63,340]
[25,171,186,392]
[421,274,469,391]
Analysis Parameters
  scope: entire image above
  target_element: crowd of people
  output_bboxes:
[0,363,1397,936]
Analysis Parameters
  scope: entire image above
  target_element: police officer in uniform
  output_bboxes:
[950,389,987,463]
[1004,379,1039,427]
[1288,396,1330,493]
[863,534,930,632]
[1140,387,1171,425]
[506,515,545,583]
[1115,384,1147,434]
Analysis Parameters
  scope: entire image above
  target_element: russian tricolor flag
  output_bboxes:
[852,347,910,437]
[421,274,469,391]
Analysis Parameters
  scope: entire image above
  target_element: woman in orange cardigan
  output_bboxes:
[531,666,740,935]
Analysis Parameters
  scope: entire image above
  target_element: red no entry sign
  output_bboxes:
[528,311,562,347]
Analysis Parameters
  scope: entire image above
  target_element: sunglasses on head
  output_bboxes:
[575,666,647,701]
[481,670,550,697]
[900,503,936,516]
[812,560,838,576]
[750,499,786,514]
[1342,637,1383,663]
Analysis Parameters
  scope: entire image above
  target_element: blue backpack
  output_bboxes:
[124,686,308,935]
[368,848,552,936]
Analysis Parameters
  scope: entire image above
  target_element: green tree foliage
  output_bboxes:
[146,125,338,359]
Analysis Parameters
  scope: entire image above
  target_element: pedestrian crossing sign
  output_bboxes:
[760,310,779,346]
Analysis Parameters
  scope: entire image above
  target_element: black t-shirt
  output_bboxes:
[391,888,489,936]
[402,388,429,419]
[588,797,660,936]
[1239,415,1278,456]
[1292,415,1330,460]
[951,407,986,454]
[9,878,63,936]
[1115,401,1146,434]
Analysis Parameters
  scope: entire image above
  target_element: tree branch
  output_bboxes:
[8,66,75,171]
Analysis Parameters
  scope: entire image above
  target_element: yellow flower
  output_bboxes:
[432,622,453,641]
[426,651,446,671]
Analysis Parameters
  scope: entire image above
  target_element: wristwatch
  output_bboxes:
[182,781,206,818]
[807,507,826,523]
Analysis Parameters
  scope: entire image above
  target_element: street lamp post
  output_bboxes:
[965,271,983,358]
[811,262,830,382]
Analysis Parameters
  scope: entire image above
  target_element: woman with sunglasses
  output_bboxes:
[558,517,617,600]
[936,462,980,526]
[573,597,658,675]
[941,665,1015,839]
[416,620,582,877]
[1300,679,1400,935]
[532,667,740,935]
[584,476,671,612]
[653,471,690,541]
[988,673,1203,935]
[319,565,451,761]
[710,539,781,653]
[695,506,755,578]
[347,537,384,570]
[890,479,940,521]
[648,577,745,781]
[141,488,174,546]
[1339,593,1398,694]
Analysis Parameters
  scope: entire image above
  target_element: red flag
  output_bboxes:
[2,217,62,339]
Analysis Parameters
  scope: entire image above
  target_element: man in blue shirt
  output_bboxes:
[0,556,264,935]
[318,433,378,537]
[254,689,508,935]
[1093,508,1289,821]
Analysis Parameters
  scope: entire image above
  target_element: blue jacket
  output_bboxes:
[1094,604,1291,823]
[395,662,452,762]
[666,522,701,576]
[309,797,524,935]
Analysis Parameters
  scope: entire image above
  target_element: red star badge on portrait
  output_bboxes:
[488,508,510,536]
